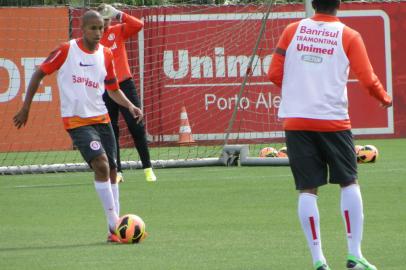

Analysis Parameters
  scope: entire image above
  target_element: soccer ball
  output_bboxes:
[354,145,363,162]
[115,214,147,244]
[354,145,363,154]
[357,145,379,163]
[277,146,288,158]
[259,147,279,158]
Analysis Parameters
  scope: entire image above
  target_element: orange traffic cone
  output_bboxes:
[178,106,196,145]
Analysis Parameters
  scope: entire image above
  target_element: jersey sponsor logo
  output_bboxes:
[296,35,338,46]
[295,24,339,56]
[299,25,339,38]
[79,62,94,67]
[72,75,100,89]
[301,54,323,63]
[297,43,335,55]
[89,140,101,151]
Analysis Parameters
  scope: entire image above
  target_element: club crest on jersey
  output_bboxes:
[108,33,115,41]
[89,141,101,151]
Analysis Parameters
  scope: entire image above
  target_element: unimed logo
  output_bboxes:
[163,47,272,79]
[160,47,281,112]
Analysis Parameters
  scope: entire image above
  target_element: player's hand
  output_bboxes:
[129,105,143,124]
[380,96,393,108]
[13,107,30,129]
[98,4,121,20]
[381,101,392,108]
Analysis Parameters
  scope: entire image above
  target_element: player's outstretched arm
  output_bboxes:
[107,89,144,123]
[98,4,143,37]
[345,28,392,108]
[13,68,46,129]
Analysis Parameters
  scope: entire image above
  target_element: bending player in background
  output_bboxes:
[13,10,143,243]
[268,0,392,269]
[97,3,156,183]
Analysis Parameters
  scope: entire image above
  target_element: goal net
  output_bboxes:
[0,1,303,174]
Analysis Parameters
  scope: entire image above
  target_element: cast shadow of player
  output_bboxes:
[0,241,118,252]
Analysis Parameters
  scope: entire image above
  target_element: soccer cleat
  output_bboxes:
[314,260,332,270]
[107,231,121,243]
[347,255,377,270]
[144,167,157,182]
[116,171,124,183]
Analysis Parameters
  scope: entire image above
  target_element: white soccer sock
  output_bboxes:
[298,193,326,265]
[94,180,119,232]
[341,184,364,259]
[110,183,120,217]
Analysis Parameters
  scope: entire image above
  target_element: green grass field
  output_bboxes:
[0,139,405,270]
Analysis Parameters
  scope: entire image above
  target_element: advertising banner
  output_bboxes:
[142,9,394,142]
[0,7,70,152]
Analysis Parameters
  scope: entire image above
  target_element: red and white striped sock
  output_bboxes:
[341,184,364,259]
[298,193,326,265]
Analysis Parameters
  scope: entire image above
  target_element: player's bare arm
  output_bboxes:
[13,68,46,129]
[107,89,143,123]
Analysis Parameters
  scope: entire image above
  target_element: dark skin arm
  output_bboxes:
[13,68,46,129]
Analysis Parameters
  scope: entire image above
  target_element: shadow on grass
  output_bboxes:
[0,241,122,252]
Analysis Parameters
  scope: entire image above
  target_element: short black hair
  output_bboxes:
[81,10,103,27]
[312,0,340,13]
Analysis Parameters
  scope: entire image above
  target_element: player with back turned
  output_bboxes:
[13,10,143,243]
[97,3,157,183]
[268,0,392,269]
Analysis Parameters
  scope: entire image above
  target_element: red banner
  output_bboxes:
[0,7,70,152]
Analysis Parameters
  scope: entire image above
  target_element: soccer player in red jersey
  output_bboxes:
[13,10,143,243]
[97,4,156,182]
[268,1,392,269]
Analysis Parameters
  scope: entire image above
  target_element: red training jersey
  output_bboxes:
[100,13,144,83]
